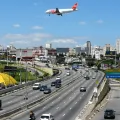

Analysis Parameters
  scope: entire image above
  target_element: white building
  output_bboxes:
[116,39,120,54]
[91,46,104,59]
[46,43,52,49]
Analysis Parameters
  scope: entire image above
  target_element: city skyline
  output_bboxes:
[0,0,120,48]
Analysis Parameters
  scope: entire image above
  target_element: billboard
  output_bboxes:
[106,69,120,78]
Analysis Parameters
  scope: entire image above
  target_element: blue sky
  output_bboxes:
[0,0,120,48]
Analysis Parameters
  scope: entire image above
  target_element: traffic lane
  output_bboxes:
[0,68,75,103]
[58,72,103,120]
[92,87,120,120]
[10,70,96,120]
[1,70,84,112]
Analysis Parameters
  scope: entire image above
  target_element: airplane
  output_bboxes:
[45,3,78,16]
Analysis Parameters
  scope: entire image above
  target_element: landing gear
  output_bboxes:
[49,14,50,16]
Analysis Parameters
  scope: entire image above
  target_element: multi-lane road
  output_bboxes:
[0,68,105,120]
[92,85,120,120]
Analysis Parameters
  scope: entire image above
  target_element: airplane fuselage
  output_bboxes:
[46,8,78,15]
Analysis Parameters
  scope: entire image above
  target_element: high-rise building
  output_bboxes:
[116,39,120,54]
[86,41,91,55]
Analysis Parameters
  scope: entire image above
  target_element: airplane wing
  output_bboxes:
[56,8,62,16]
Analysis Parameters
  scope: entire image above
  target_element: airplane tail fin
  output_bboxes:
[72,3,78,10]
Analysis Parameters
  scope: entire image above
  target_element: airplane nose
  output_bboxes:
[45,10,49,13]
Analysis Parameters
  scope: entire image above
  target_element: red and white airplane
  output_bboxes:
[45,3,78,16]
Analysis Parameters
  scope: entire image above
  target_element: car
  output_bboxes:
[66,71,70,76]
[65,67,70,70]
[40,113,54,120]
[40,85,47,91]
[95,70,98,72]
[80,87,86,92]
[55,83,61,88]
[32,83,41,90]
[86,76,90,80]
[56,79,61,84]
[84,75,87,78]
[56,76,60,80]
[92,76,96,79]
[44,88,51,94]
[104,109,115,119]
[51,81,56,86]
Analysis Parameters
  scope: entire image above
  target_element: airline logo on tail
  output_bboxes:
[45,3,78,16]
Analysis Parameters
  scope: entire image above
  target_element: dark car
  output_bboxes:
[51,81,56,86]
[44,88,51,94]
[95,70,98,72]
[80,87,86,92]
[55,83,61,88]
[40,85,47,91]
[56,79,61,84]
[65,67,70,70]
[86,76,90,80]
[104,109,115,119]
[73,68,78,71]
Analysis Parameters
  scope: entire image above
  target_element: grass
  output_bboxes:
[0,62,45,82]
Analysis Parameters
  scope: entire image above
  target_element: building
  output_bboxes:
[86,41,91,55]
[91,46,104,59]
[116,39,120,54]
[75,46,88,55]
[56,48,69,55]
[69,48,76,56]
[46,43,52,49]
[103,44,115,56]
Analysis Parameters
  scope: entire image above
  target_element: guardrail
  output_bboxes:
[0,69,62,95]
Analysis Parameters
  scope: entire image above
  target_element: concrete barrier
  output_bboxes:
[86,78,110,120]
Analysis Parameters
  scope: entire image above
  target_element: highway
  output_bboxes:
[3,70,104,120]
[92,85,120,120]
[0,68,86,116]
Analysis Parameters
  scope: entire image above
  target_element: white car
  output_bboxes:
[66,71,70,76]
[32,83,41,90]
[40,113,54,120]
[92,76,96,79]
[56,76,60,80]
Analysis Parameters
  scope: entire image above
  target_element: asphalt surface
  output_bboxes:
[3,70,104,120]
[92,86,120,120]
[0,68,87,116]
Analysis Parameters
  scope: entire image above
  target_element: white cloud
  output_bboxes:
[2,33,52,45]
[96,20,103,24]
[32,26,43,30]
[10,40,30,44]
[79,21,86,25]
[13,24,20,28]
[50,39,77,44]
[76,43,87,47]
